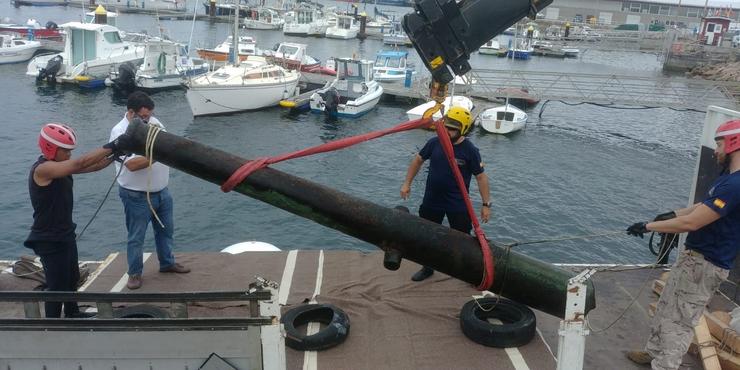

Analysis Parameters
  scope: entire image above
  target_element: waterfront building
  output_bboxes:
[544,0,739,29]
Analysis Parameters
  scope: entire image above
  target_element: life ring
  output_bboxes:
[281,303,350,351]
[113,304,172,318]
[459,297,536,348]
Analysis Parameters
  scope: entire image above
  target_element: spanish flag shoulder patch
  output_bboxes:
[714,198,727,209]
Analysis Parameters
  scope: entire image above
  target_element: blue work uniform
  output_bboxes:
[418,137,484,233]
[685,171,740,269]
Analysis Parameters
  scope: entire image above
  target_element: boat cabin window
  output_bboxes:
[268,70,284,77]
[14,40,25,46]
[245,72,262,79]
[103,31,123,44]
[297,11,313,24]
[338,62,363,80]
[337,17,352,29]
[278,45,299,57]
[496,111,515,121]
[386,57,401,68]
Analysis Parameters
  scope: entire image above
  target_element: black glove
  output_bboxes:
[103,132,133,157]
[627,222,649,238]
[653,211,676,221]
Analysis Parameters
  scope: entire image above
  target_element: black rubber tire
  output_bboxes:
[113,304,172,318]
[281,303,350,351]
[459,297,536,348]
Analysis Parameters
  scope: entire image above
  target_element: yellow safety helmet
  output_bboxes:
[444,106,473,135]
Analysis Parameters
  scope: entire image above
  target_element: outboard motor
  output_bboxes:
[111,62,137,91]
[36,55,63,84]
[323,87,340,116]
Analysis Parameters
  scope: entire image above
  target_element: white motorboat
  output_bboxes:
[26,22,145,86]
[196,35,259,62]
[283,6,329,36]
[372,50,414,82]
[479,39,500,55]
[561,47,580,58]
[382,21,411,46]
[0,35,41,64]
[243,7,284,30]
[185,57,300,116]
[406,96,474,121]
[263,42,336,75]
[310,58,383,118]
[325,14,359,39]
[107,38,209,90]
[478,104,528,134]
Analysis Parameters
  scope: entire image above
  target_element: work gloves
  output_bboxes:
[627,222,649,238]
[103,131,134,159]
[627,210,676,238]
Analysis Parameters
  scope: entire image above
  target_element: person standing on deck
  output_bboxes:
[400,106,491,282]
[110,91,190,291]
[626,120,740,370]
[25,123,125,318]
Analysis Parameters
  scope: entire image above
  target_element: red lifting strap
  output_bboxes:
[432,120,494,291]
[221,115,495,291]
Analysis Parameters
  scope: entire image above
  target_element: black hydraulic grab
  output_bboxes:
[403,0,553,84]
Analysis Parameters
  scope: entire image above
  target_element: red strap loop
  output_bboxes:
[433,120,495,291]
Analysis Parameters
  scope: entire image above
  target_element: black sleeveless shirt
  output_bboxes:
[25,156,76,246]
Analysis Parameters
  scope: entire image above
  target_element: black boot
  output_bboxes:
[411,266,434,282]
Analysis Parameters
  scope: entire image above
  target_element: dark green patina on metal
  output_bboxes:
[120,119,595,318]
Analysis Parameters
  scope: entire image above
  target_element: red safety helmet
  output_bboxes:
[715,119,740,155]
[38,123,77,160]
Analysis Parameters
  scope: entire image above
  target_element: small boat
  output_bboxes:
[185,57,300,116]
[196,35,259,62]
[561,47,579,58]
[506,39,533,60]
[26,22,145,86]
[263,42,335,76]
[502,26,516,35]
[406,96,474,121]
[372,50,414,82]
[243,7,284,30]
[479,39,500,55]
[107,38,209,90]
[325,14,359,39]
[310,58,383,117]
[0,34,41,64]
[0,19,62,40]
[283,6,329,36]
[11,0,68,6]
[382,21,411,46]
[478,104,528,134]
[201,0,250,17]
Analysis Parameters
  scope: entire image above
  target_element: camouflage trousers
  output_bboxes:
[646,250,729,370]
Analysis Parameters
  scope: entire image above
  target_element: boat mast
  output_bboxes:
[230,2,239,64]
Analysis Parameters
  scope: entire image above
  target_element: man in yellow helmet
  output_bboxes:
[400,106,491,281]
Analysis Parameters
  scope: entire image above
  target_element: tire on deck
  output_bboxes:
[113,304,172,318]
[281,303,350,351]
[459,297,536,348]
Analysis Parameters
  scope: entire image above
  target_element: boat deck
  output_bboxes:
[1,250,736,369]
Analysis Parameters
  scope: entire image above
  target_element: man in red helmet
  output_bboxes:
[25,123,129,318]
[626,119,740,369]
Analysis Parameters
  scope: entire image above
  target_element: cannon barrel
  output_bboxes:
[121,120,595,318]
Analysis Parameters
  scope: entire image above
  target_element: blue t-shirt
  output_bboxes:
[419,137,484,212]
[686,171,740,269]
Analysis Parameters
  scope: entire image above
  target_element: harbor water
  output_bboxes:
[0,2,706,265]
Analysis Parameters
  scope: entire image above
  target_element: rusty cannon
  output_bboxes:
[118,119,595,318]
